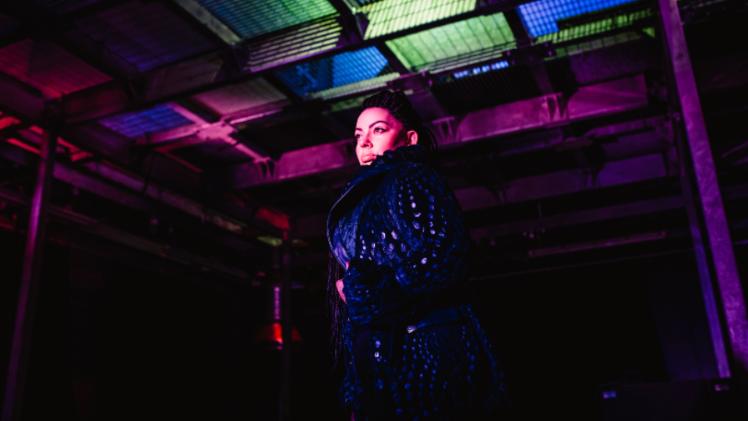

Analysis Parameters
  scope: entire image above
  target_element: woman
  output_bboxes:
[326,89,507,420]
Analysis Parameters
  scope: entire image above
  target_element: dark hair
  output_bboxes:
[326,254,346,366]
[360,89,438,154]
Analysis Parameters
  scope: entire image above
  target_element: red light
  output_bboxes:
[6,138,40,155]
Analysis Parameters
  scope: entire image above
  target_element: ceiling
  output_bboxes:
[0,0,746,282]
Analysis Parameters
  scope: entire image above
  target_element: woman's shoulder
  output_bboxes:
[380,160,450,195]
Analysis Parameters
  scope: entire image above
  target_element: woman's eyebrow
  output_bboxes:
[354,120,389,131]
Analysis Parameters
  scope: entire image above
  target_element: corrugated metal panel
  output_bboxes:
[274,46,396,98]
[99,104,194,138]
[70,1,216,73]
[385,12,515,72]
[360,0,476,39]
[193,78,288,116]
[519,0,640,37]
[199,0,337,40]
[245,16,342,72]
[0,39,111,98]
[536,7,653,45]
[551,28,651,57]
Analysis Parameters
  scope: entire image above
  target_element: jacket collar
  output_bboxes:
[326,144,430,252]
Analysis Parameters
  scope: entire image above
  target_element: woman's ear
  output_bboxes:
[405,130,419,145]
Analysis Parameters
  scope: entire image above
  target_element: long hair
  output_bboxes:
[327,253,346,365]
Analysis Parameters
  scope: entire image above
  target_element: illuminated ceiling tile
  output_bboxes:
[193,78,288,116]
[246,16,342,72]
[536,8,652,44]
[99,104,194,138]
[552,28,651,57]
[199,0,337,40]
[519,0,640,37]
[274,46,396,98]
[360,0,476,39]
[385,12,515,72]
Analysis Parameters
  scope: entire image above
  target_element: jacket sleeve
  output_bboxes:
[384,162,470,295]
[342,163,469,327]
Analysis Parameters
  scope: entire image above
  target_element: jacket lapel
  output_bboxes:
[326,161,396,252]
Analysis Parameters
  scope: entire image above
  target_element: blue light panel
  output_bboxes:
[519,0,638,37]
[99,104,194,138]
[274,46,390,97]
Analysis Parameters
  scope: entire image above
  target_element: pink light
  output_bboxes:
[0,116,20,131]
[6,138,39,155]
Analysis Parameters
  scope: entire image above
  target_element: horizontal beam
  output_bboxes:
[292,150,673,239]
[0,186,249,281]
[230,75,649,189]
[0,142,277,238]
[471,195,683,240]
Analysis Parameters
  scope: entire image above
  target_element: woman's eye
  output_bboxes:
[374,127,385,133]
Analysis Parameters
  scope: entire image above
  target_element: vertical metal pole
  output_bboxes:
[278,229,292,421]
[2,125,59,421]
[675,121,731,378]
[659,0,748,377]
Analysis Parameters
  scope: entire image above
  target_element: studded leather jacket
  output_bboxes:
[327,144,506,419]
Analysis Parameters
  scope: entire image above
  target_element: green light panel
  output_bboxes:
[199,0,337,40]
[384,12,515,72]
[551,26,652,57]
[536,8,652,44]
[361,0,476,39]
[328,95,368,113]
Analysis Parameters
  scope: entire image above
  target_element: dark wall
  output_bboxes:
[1,228,745,420]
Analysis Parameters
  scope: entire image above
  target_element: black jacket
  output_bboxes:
[327,144,506,419]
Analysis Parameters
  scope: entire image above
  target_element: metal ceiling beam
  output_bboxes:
[471,195,684,241]
[504,8,554,94]
[229,74,649,189]
[457,153,670,210]
[292,150,673,239]
[154,103,267,162]
[0,142,278,239]
[0,186,250,281]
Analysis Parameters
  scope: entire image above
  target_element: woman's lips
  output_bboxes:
[361,154,376,163]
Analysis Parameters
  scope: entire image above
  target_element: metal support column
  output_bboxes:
[659,0,748,378]
[2,122,59,421]
[278,229,292,421]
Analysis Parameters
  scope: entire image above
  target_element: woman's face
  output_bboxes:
[354,107,418,166]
